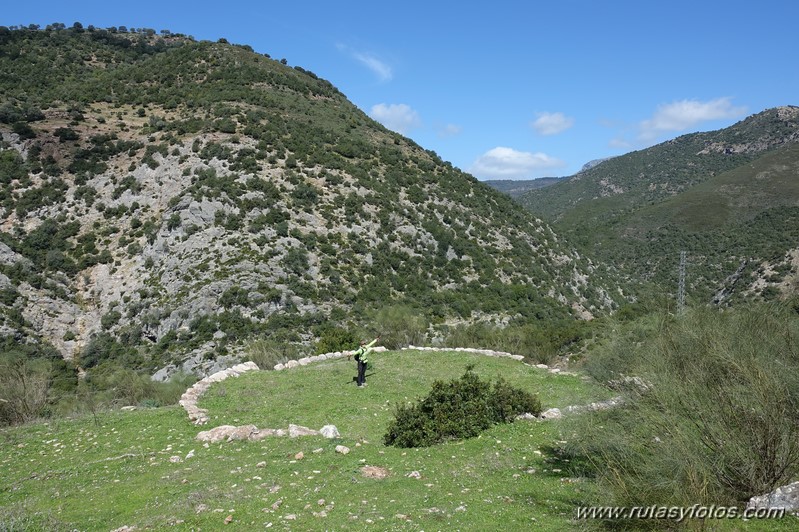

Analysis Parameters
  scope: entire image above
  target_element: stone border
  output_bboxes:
[271,346,388,371]
[179,361,259,425]
[179,346,597,440]
[196,423,340,443]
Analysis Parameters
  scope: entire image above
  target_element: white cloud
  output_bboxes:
[353,51,393,82]
[469,147,565,180]
[337,43,393,82]
[436,123,462,138]
[531,111,574,136]
[369,103,421,134]
[638,97,747,141]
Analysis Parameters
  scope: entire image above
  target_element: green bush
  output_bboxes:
[383,366,541,448]
[569,303,799,512]
[371,304,427,349]
[0,355,51,426]
[244,338,303,370]
[314,326,358,354]
[444,320,588,365]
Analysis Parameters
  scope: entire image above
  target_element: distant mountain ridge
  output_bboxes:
[483,177,563,198]
[520,106,799,303]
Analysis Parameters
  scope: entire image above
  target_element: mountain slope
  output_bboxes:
[519,106,799,303]
[0,26,617,375]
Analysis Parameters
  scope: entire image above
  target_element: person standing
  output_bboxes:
[352,337,379,387]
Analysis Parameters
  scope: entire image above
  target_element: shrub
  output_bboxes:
[444,320,589,365]
[372,304,427,349]
[0,355,51,426]
[569,303,799,511]
[383,366,541,447]
[244,338,303,370]
[314,326,358,354]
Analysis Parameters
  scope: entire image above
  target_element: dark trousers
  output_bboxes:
[356,360,367,386]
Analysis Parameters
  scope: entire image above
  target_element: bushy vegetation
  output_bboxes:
[383,366,541,447]
[568,302,799,515]
[313,326,359,354]
[0,333,196,427]
[244,337,304,370]
[370,304,427,349]
[444,319,589,364]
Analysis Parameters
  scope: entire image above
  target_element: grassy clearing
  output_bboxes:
[5,349,793,530]
[0,350,607,530]
[199,350,610,442]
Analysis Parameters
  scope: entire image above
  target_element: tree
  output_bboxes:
[0,355,51,426]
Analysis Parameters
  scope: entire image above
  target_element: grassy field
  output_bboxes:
[2,350,795,530]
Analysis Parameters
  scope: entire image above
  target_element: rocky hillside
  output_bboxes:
[520,106,799,303]
[0,26,616,376]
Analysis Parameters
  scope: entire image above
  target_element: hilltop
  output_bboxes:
[0,25,617,378]
[520,106,799,303]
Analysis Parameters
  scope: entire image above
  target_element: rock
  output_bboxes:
[320,425,340,438]
[294,452,304,460]
[539,408,562,420]
[250,428,286,440]
[256,461,267,468]
[407,471,422,479]
[196,425,258,443]
[748,481,799,515]
[608,375,652,394]
[515,412,537,421]
[335,445,350,455]
[288,424,319,438]
[120,406,137,411]
[361,466,389,479]
[169,456,182,463]
[227,425,259,441]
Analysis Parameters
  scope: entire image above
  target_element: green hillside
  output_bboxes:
[519,106,799,303]
[0,25,618,383]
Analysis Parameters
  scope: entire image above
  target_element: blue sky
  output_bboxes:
[4,1,798,180]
